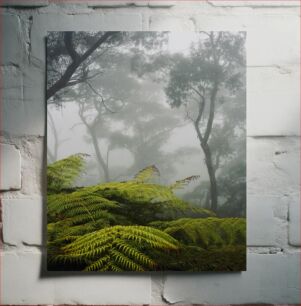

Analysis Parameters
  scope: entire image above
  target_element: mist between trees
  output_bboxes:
[47,31,246,217]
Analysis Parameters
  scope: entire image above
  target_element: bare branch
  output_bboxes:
[47,31,120,100]
[190,86,204,98]
[85,81,117,114]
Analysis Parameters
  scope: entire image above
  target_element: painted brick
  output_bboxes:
[207,1,300,7]
[246,13,300,68]
[87,1,149,7]
[248,66,300,136]
[149,15,195,31]
[247,196,277,246]
[0,0,48,6]
[21,65,46,136]
[1,66,23,136]
[247,137,299,197]
[2,198,44,246]
[2,251,151,304]
[36,3,93,15]
[288,194,300,246]
[86,0,174,7]
[20,137,44,195]
[163,253,299,304]
[1,2,301,305]
[2,13,25,66]
[151,274,164,304]
[0,143,21,191]
[2,252,55,304]
[1,65,45,136]
[101,12,143,30]
[148,1,175,7]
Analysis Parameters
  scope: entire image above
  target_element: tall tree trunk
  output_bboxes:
[90,129,110,182]
[201,142,218,212]
[78,107,110,182]
[193,82,219,212]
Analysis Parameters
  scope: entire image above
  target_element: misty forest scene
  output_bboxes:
[46,31,246,272]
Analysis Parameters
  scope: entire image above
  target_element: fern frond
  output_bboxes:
[111,249,144,271]
[114,238,155,267]
[133,165,160,182]
[151,217,246,248]
[53,225,179,271]
[48,193,118,216]
[93,181,184,206]
[110,263,124,272]
[47,154,87,193]
[48,191,119,226]
[84,256,110,271]
[169,175,200,190]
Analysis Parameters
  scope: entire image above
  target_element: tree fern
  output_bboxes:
[133,165,160,182]
[47,154,87,193]
[150,217,246,248]
[169,175,200,190]
[50,225,179,271]
[47,155,244,272]
[48,192,119,223]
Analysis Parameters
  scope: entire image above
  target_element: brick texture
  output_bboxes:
[0,1,300,305]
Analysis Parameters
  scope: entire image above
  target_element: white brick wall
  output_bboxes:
[163,253,300,304]
[0,1,300,304]
[0,143,21,190]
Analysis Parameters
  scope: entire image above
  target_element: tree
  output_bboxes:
[47,32,121,100]
[47,32,170,182]
[164,32,245,212]
[47,31,168,102]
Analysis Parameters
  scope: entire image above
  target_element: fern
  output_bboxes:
[48,192,119,223]
[133,165,160,182]
[51,225,179,271]
[47,154,87,193]
[169,175,200,190]
[47,155,244,272]
[150,217,246,248]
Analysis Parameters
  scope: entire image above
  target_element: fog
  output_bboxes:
[47,31,246,214]
[48,76,207,185]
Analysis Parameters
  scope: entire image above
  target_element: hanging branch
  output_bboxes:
[47,31,120,100]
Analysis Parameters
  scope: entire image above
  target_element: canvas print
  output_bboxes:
[47,31,246,272]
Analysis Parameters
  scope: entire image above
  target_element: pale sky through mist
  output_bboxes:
[48,32,210,188]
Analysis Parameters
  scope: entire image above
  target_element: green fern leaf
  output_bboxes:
[169,175,200,190]
[52,225,179,271]
[152,217,246,248]
[47,154,87,193]
[133,165,160,182]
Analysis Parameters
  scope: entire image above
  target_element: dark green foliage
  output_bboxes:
[149,245,246,271]
[150,217,246,247]
[48,155,246,272]
[148,217,246,271]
